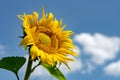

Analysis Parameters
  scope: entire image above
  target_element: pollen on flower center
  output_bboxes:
[39,33,51,47]
[37,32,58,54]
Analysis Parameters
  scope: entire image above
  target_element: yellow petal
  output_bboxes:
[17,15,24,20]
[30,45,43,60]
[59,48,77,56]
[60,42,74,48]
[42,6,45,17]
[19,35,34,46]
[33,11,39,19]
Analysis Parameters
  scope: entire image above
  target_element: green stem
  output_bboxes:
[15,73,20,80]
[31,61,41,73]
[24,55,33,80]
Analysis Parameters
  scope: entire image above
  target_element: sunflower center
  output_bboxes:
[39,33,51,47]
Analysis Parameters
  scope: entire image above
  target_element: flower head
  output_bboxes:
[18,7,78,68]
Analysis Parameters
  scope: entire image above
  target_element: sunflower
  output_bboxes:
[18,7,78,68]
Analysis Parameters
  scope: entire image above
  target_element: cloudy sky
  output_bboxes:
[0,0,120,80]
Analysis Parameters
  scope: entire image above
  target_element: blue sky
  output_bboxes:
[0,0,120,80]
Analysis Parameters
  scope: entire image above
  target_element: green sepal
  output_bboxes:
[42,63,66,80]
[0,56,26,74]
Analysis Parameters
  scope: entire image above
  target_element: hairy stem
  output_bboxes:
[24,55,33,80]
[15,73,20,80]
[31,61,41,73]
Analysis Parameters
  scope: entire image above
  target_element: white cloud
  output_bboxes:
[81,61,95,74]
[31,63,51,80]
[73,46,81,55]
[59,48,82,75]
[60,58,82,75]
[104,60,120,76]
[73,33,120,74]
[74,33,120,65]
[0,43,5,54]
[19,33,120,78]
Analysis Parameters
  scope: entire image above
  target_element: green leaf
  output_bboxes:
[42,63,66,80]
[0,56,26,74]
